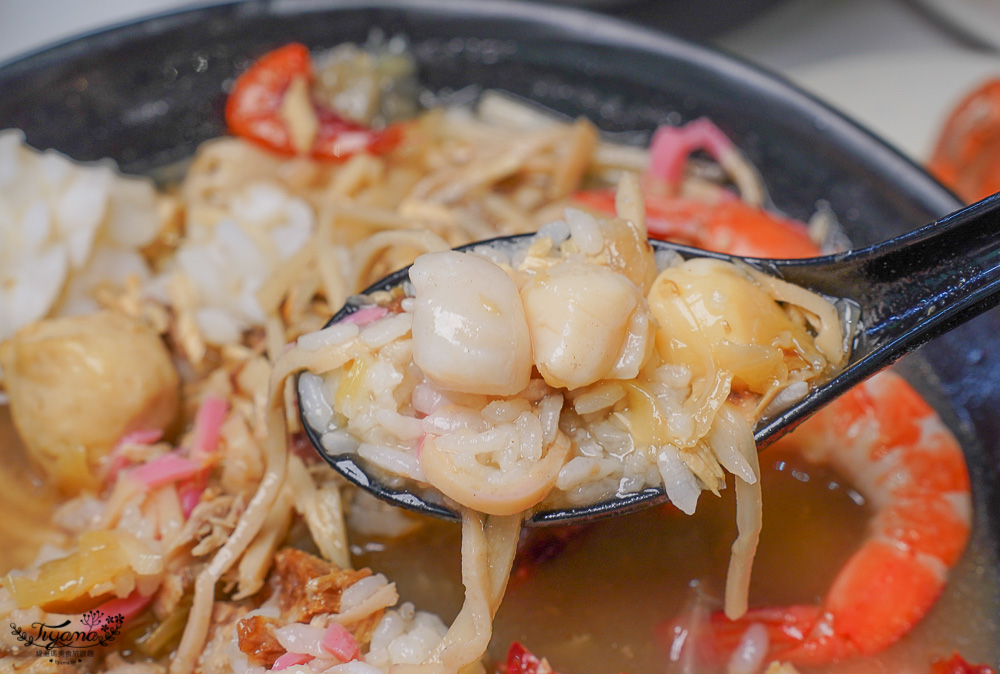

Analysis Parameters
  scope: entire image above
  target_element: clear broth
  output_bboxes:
[354,444,1000,673]
[0,408,63,573]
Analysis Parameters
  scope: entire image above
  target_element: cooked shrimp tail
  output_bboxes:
[692,371,972,665]
[929,78,1000,203]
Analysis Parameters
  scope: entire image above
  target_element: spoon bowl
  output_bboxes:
[299,192,1000,525]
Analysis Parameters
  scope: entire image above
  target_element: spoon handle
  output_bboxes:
[751,192,1000,445]
[819,193,1000,356]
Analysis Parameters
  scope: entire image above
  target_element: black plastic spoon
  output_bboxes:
[299,192,1000,525]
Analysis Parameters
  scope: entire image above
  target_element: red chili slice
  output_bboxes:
[504,642,554,674]
[225,42,401,160]
[928,78,1000,203]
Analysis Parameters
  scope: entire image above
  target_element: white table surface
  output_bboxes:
[2,0,999,163]
[717,0,1000,161]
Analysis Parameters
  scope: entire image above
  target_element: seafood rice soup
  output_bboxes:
[0,10,997,674]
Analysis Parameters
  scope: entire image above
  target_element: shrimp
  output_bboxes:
[573,190,818,259]
[929,78,1000,203]
[576,118,816,259]
[695,371,971,665]
[628,184,973,666]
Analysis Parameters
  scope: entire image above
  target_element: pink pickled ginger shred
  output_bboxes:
[118,429,165,447]
[272,652,313,670]
[105,429,165,483]
[321,623,361,662]
[178,479,206,518]
[342,305,389,327]
[648,118,736,185]
[127,451,203,490]
[87,589,154,627]
[189,395,228,462]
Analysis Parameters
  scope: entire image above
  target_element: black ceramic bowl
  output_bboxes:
[1,0,997,668]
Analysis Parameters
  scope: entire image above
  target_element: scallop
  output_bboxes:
[521,261,654,390]
[648,258,824,393]
[410,251,532,396]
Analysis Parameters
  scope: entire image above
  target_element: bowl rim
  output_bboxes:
[0,0,963,219]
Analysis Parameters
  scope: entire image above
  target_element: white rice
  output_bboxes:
[158,181,317,345]
[536,218,570,245]
[616,473,646,496]
[60,247,151,316]
[564,208,603,254]
[226,634,267,674]
[572,383,626,415]
[300,372,336,432]
[366,603,447,669]
[481,399,532,424]
[299,323,361,351]
[194,306,243,345]
[323,662,384,674]
[556,456,620,491]
[340,574,389,612]
[564,475,621,506]
[375,409,424,441]
[655,247,684,271]
[321,429,360,455]
[467,244,511,267]
[537,393,563,444]
[513,412,543,463]
[657,447,701,515]
[274,623,327,658]
[361,314,412,348]
[357,443,425,482]
[0,131,161,346]
[588,419,635,459]
[421,405,487,435]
